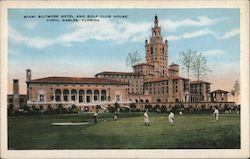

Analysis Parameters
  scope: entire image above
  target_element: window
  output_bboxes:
[94,96,98,101]
[56,96,61,101]
[63,95,68,101]
[79,96,83,102]
[116,95,120,102]
[39,94,45,102]
[151,47,153,54]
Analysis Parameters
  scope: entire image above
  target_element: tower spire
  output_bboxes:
[154,14,158,27]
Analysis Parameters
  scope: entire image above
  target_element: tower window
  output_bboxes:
[162,47,164,54]
[151,47,153,54]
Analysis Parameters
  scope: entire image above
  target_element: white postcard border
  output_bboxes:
[0,0,249,158]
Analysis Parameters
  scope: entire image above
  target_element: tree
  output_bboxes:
[179,49,196,80]
[125,50,141,68]
[191,52,212,81]
[231,80,240,103]
[178,49,196,100]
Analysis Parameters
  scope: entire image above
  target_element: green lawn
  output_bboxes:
[8,112,240,149]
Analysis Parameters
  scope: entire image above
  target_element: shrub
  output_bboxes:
[161,105,167,113]
[152,105,160,112]
[107,106,115,113]
[145,104,152,111]
[70,104,78,113]
[130,103,137,112]
[8,104,14,116]
[45,105,54,114]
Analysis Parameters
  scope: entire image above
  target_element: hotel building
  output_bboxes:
[8,15,234,111]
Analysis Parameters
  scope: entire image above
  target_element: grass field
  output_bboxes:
[8,112,240,149]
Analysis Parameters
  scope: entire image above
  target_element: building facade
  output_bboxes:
[26,75,129,111]
[190,80,211,102]
[8,15,235,111]
[209,89,229,102]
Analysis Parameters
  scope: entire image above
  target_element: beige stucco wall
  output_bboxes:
[28,83,128,103]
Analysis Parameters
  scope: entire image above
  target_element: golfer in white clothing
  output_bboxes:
[168,111,175,126]
[144,110,150,126]
[213,107,219,122]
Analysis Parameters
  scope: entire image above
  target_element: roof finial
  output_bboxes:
[154,14,158,27]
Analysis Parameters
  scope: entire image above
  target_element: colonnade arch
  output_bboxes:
[51,88,108,103]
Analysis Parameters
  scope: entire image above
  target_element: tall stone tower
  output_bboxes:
[145,15,168,78]
[26,69,31,101]
[13,79,20,108]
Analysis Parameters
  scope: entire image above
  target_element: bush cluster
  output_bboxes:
[8,104,78,116]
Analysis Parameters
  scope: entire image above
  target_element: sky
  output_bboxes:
[8,9,240,98]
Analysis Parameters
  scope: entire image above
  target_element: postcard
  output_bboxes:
[0,0,249,158]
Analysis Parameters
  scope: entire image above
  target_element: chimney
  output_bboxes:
[13,79,20,107]
[26,69,31,82]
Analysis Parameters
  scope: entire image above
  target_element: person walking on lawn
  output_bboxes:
[144,109,150,126]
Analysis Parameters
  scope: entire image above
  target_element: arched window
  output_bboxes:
[79,90,84,103]
[86,90,92,103]
[38,90,46,102]
[157,98,161,103]
[151,47,153,55]
[55,89,61,102]
[162,47,164,54]
[63,89,69,101]
[101,90,107,101]
[71,89,77,101]
[94,90,99,101]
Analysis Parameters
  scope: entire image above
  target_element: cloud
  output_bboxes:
[220,28,240,39]
[58,20,150,44]
[167,28,216,41]
[9,26,55,49]
[167,27,240,41]
[8,49,22,55]
[161,16,217,32]
[9,20,151,49]
[202,49,225,56]
[23,21,38,29]
[9,16,236,49]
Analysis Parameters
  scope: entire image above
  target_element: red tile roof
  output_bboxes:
[96,71,144,76]
[168,68,178,71]
[190,80,211,84]
[209,89,229,94]
[144,76,188,83]
[28,77,128,85]
[133,63,154,67]
[169,63,179,66]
